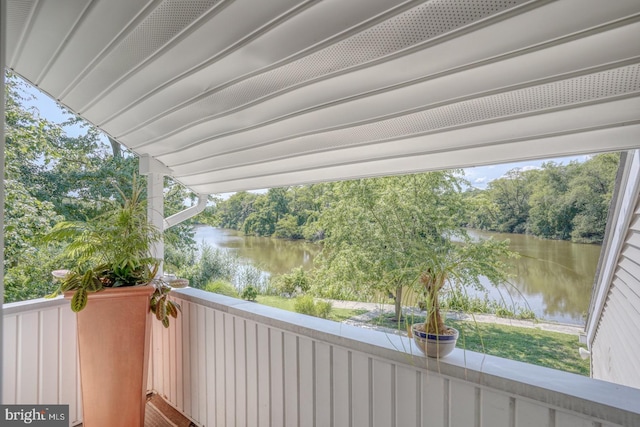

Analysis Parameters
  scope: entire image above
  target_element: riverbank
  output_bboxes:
[256,295,589,375]
[194,226,598,324]
[326,299,584,336]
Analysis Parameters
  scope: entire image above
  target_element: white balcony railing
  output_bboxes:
[2,297,83,425]
[4,288,640,427]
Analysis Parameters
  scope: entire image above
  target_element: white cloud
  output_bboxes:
[474,177,487,183]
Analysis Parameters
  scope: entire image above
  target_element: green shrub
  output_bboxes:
[205,280,239,298]
[294,295,317,316]
[273,267,310,296]
[293,295,333,318]
[315,300,333,319]
[517,308,536,320]
[494,306,515,318]
[241,285,258,301]
[235,264,268,293]
[441,291,492,313]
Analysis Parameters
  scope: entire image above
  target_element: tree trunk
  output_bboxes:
[422,273,447,334]
[108,136,121,159]
[394,285,402,323]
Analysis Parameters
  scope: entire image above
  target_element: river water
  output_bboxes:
[194,226,601,325]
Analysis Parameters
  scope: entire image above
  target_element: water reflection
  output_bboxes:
[194,226,320,275]
[468,230,601,325]
[194,226,601,325]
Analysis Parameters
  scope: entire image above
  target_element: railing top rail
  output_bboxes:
[3,296,67,315]
[172,287,640,427]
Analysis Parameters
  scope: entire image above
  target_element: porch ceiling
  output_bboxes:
[5,0,640,194]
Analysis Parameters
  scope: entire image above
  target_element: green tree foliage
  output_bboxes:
[4,73,199,303]
[215,191,258,230]
[271,266,311,297]
[212,184,330,240]
[312,172,514,322]
[465,154,619,243]
[486,169,535,233]
[4,74,65,301]
[568,154,620,243]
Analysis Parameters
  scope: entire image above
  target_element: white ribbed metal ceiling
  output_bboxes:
[5,0,640,194]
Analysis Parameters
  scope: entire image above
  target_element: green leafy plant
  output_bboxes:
[293,295,332,319]
[205,280,239,298]
[314,300,333,319]
[241,285,259,301]
[273,267,310,297]
[45,174,180,327]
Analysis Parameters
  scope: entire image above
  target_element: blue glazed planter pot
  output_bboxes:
[411,323,459,358]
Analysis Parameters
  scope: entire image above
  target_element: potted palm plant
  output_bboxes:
[410,238,514,358]
[46,174,180,427]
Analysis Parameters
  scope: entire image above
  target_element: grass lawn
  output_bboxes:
[255,295,367,323]
[368,312,589,376]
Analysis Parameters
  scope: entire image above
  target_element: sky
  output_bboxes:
[19,79,588,193]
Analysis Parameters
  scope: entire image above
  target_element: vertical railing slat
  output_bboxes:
[39,308,60,404]
[197,305,207,423]
[396,365,418,427]
[351,352,371,427]
[482,389,512,427]
[298,336,314,427]
[204,307,216,427]
[283,332,299,427]
[257,324,271,425]
[556,411,595,427]
[421,372,446,427]
[175,305,183,411]
[188,302,198,418]
[214,310,226,426]
[450,380,477,427]
[235,317,247,427]
[181,301,192,419]
[18,312,39,403]
[3,314,17,404]
[224,312,236,427]
[168,308,177,405]
[372,359,394,427]
[315,342,331,427]
[270,329,284,427]
[245,320,259,427]
[332,346,350,426]
[515,400,551,427]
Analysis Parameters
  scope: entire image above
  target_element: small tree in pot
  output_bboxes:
[411,237,514,358]
[45,174,180,427]
[312,171,515,358]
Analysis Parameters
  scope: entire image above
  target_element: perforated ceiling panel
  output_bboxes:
[5,0,640,194]
[117,0,527,143]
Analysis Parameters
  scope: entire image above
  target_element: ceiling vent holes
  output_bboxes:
[163,0,526,134]
[290,64,640,153]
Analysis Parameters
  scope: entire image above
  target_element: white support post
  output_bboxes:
[140,154,172,276]
[1,0,7,402]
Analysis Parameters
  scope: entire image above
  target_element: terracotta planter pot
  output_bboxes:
[67,286,153,427]
[411,323,459,358]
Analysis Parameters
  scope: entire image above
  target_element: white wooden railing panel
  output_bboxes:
[5,290,640,427]
[2,298,82,426]
[149,288,640,427]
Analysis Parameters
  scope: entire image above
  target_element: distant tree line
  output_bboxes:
[206,185,330,241]
[206,153,619,245]
[463,154,619,243]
